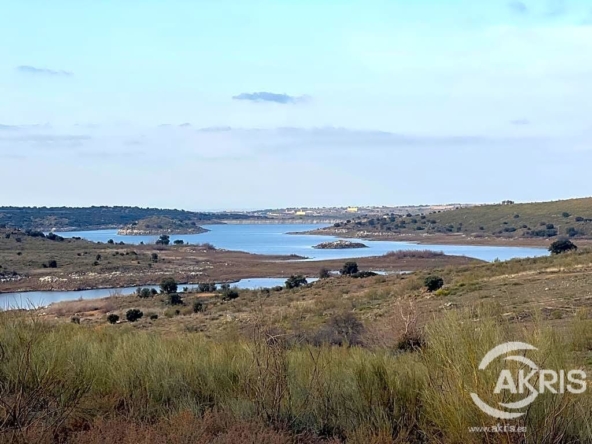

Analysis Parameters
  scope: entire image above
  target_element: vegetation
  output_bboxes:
[125,309,143,322]
[340,261,359,276]
[285,275,307,289]
[549,238,578,255]
[313,197,592,241]
[0,206,257,231]
[106,313,119,324]
[424,275,444,292]
[159,277,178,294]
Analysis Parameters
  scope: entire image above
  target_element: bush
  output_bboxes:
[575,216,584,222]
[70,316,80,324]
[106,314,119,324]
[136,287,153,298]
[125,309,143,322]
[165,293,183,305]
[173,239,184,245]
[151,253,158,262]
[549,239,578,255]
[340,261,359,276]
[424,275,444,292]
[192,301,205,313]
[351,271,378,279]
[155,235,170,245]
[47,260,58,268]
[562,212,571,218]
[198,282,217,292]
[313,313,365,346]
[566,227,579,238]
[160,277,178,294]
[285,275,307,289]
[221,288,239,301]
[318,267,331,279]
[149,314,158,320]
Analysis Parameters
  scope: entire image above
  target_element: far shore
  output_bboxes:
[288,228,587,248]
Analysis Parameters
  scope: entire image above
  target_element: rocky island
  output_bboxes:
[117,216,209,235]
[313,240,368,249]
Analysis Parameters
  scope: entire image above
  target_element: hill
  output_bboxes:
[0,206,258,231]
[311,197,592,243]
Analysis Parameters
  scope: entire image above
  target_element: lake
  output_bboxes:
[54,223,547,263]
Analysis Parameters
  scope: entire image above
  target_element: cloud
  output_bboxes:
[16,65,73,77]
[510,119,530,125]
[232,92,308,104]
[508,1,528,14]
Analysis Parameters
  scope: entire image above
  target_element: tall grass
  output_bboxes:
[1,310,592,443]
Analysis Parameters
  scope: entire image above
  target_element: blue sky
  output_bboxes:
[1,0,591,209]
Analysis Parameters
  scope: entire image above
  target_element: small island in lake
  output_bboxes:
[313,240,368,249]
[117,216,209,235]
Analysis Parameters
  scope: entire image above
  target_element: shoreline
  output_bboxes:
[289,228,589,248]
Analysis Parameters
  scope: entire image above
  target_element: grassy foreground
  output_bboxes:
[3,304,592,443]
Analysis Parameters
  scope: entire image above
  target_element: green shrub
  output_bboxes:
[424,275,444,292]
[70,316,80,324]
[165,293,183,305]
[193,301,205,313]
[125,309,143,322]
[285,275,307,289]
[149,313,158,320]
[549,239,578,255]
[318,267,331,279]
[160,277,178,294]
[106,314,119,324]
[340,261,359,276]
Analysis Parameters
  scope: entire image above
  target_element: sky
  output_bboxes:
[1,0,591,210]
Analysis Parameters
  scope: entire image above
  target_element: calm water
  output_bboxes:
[0,277,313,310]
[54,224,547,263]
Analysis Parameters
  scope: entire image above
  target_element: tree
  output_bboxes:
[549,239,578,255]
[156,235,170,246]
[285,275,308,289]
[160,277,178,294]
[125,309,143,322]
[137,287,153,298]
[107,314,119,324]
[424,275,444,292]
[340,262,359,276]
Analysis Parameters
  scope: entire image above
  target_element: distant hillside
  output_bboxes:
[324,197,592,240]
[0,206,258,231]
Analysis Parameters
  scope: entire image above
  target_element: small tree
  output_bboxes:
[193,301,205,313]
[107,314,119,324]
[160,277,178,294]
[549,239,577,255]
[340,262,359,276]
[285,275,308,289]
[424,275,444,292]
[125,309,143,322]
[156,235,170,246]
